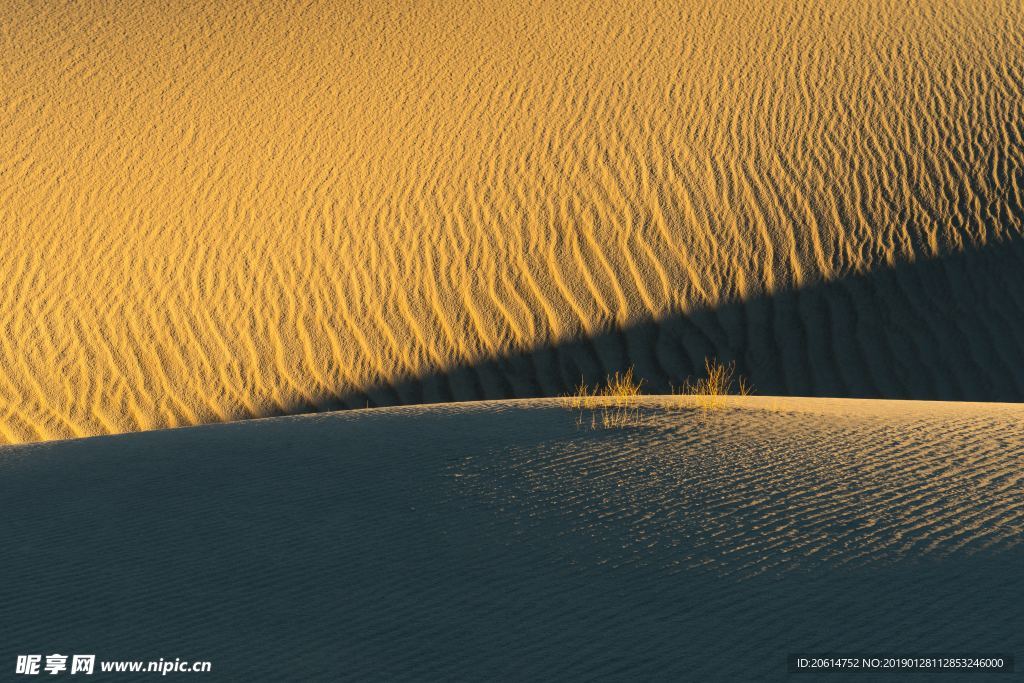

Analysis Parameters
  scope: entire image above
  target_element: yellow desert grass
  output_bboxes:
[567,359,752,428]
[567,367,645,429]
[675,358,754,413]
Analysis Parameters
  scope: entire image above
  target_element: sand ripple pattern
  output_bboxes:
[457,399,1024,577]
[1,399,1021,678]
[3,0,1024,442]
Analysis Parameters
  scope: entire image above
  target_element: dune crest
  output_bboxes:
[1,398,1021,677]
[2,0,1023,442]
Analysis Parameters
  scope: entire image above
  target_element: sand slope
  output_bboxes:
[1,398,1021,679]
[3,0,1024,442]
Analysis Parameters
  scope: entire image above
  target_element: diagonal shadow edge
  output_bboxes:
[299,234,1024,412]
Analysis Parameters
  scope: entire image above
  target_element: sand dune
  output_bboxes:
[1,397,1021,678]
[3,0,1024,442]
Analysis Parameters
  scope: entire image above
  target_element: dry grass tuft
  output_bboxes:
[674,358,753,412]
[565,367,646,429]
[603,367,645,399]
[564,359,753,429]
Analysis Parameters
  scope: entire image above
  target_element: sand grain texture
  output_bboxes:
[1,398,1021,679]
[3,0,1024,441]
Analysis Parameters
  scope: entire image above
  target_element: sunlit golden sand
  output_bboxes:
[2,0,1022,442]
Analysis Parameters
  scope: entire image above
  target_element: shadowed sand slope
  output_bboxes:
[1,398,1022,679]
[3,0,1024,442]
[342,236,1024,408]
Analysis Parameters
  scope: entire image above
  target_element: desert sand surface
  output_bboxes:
[1,398,1021,679]
[3,0,1024,443]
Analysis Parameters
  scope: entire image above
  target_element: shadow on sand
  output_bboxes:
[330,233,1024,408]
